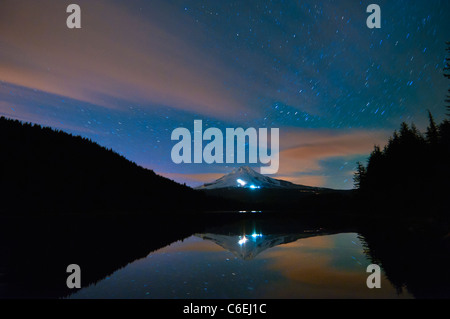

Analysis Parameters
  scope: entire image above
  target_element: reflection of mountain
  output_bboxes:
[196,229,331,260]
[0,212,343,298]
[3,206,448,299]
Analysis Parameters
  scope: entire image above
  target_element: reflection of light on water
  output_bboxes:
[238,210,262,214]
[238,236,248,245]
[238,233,263,245]
[70,233,413,299]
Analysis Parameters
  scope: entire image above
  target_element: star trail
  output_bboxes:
[0,0,449,189]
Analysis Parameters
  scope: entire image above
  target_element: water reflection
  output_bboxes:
[196,229,331,260]
[70,221,412,299]
[1,213,448,299]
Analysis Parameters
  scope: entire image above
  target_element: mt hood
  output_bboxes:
[196,166,321,190]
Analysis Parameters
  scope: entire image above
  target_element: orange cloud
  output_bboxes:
[0,0,253,119]
[274,174,327,188]
[268,128,390,185]
[158,129,390,188]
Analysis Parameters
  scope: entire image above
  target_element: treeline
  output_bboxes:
[354,114,450,211]
[354,42,450,214]
[0,116,218,213]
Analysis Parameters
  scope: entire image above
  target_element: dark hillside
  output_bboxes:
[0,116,210,213]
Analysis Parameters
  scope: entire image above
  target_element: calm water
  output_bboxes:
[3,214,447,299]
[69,231,412,299]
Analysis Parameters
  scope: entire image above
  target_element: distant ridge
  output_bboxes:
[0,116,210,213]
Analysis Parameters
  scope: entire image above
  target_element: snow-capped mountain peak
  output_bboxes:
[196,166,314,190]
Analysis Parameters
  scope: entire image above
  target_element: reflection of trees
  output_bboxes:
[2,211,449,299]
[358,220,450,299]
[0,214,205,298]
[0,213,352,299]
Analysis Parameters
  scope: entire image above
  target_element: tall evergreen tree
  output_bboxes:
[444,41,450,117]
[353,161,367,190]
[426,110,439,145]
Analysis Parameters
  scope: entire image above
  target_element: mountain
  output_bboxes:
[0,116,215,214]
[196,166,322,190]
[195,166,352,210]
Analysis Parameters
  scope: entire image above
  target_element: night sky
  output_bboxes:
[1,0,449,189]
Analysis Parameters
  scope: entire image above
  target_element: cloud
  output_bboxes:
[156,128,390,188]
[274,174,327,188]
[0,0,253,119]
[270,128,390,186]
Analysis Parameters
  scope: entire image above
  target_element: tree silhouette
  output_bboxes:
[0,116,231,214]
[353,161,367,190]
[425,110,439,145]
[444,41,450,117]
[353,114,449,214]
[352,41,450,215]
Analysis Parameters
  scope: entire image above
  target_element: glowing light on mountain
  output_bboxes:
[236,179,247,187]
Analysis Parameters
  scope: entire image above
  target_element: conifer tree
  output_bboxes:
[444,41,450,117]
[353,161,367,190]
[426,110,439,145]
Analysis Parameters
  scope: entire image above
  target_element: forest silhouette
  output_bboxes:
[0,43,449,300]
[1,44,449,215]
[354,114,450,213]
[1,109,449,214]
[0,116,226,214]
[354,42,450,215]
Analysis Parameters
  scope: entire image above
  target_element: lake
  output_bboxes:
[0,212,448,299]
[69,225,410,298]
